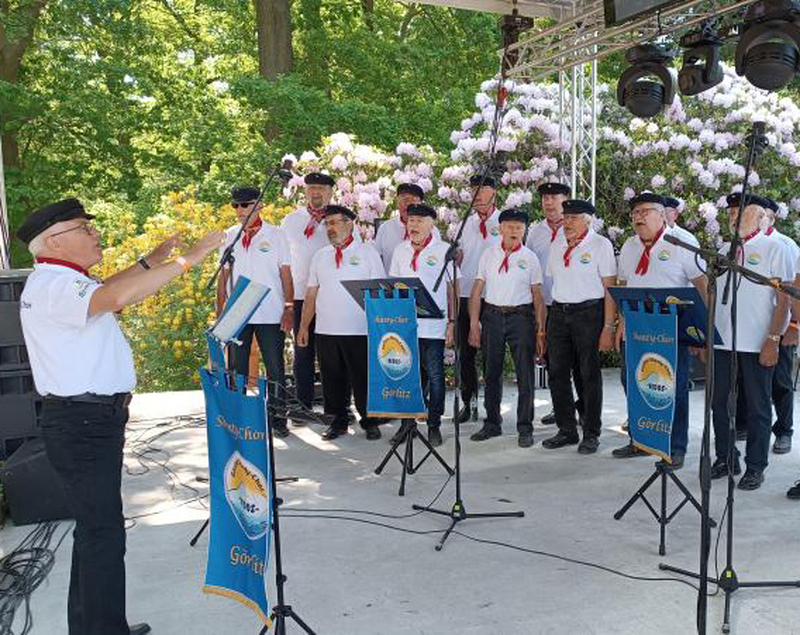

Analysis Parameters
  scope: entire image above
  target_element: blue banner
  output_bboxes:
[623,301,678,461]
[366,291,427,418]
[201,367,272,628]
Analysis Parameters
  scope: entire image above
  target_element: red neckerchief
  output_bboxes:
[241,217,263,250]
[498,242,522,273]
[766,226,774,236]
[401,216,410,241]
[410,234,433,271]
[304,207,326,239]
[635,226,665,276]
[563,229,588,268]
[334,234,355,268]
[736,228,761,261]
[478,209,494,239]
[547,220,562,243]
[35,257,91,277]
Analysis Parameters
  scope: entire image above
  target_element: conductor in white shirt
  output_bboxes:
[17,198,223,635]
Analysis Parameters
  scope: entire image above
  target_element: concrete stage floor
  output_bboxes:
[3,369,800,634]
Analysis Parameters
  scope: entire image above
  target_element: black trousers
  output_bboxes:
[735,340,795,439]
[316,334,374,430]
[457,296,480,403]
[546,300,604,438]
[40,400,129,635]
[541,309,584,415]
[230,323,286,427]
[292,300,317,409]
[714,350,774,472]
[482,305,536,433]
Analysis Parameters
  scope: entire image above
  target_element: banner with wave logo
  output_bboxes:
[200,367,272,628]
[366,291,426,418]
[624,302,678,461]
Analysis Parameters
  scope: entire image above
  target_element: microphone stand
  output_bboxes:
[413,63,524,551]
[659,124,800,634]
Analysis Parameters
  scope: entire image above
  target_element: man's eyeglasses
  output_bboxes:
[631,207,660,218]
[232,201,256,209]
[50,222,98,238]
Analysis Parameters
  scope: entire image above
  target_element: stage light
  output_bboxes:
[678,23,724,95]
[616,44,676,118]
[735,0,800,90]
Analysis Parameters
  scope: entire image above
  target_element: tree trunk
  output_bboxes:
[254,0,294,81]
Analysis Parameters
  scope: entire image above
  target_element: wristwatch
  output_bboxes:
[138,257,151,270]
[767,333,781,343]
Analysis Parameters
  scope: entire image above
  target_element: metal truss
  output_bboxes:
[0,141,9,269]
[506,0,757,81]
[558,58,597,202]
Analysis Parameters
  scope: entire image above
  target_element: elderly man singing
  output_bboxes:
[18,198,223,635]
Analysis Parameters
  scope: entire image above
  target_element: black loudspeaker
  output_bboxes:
[1,437,72,525]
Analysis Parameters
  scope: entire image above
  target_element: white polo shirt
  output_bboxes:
[459,209,501,298]
[525,219,562,305]
[477,243,542,307]
[617,227,704,288]
[20,263,136,396]
[281,206,361,301]
[222,223,291,324]
[548,229,616,304]
[307,238,385,336]
[389,236,454,340]
[375,216,441,269]
[715,232,795,352]
[768,228,800,275]
[669,224,699,247]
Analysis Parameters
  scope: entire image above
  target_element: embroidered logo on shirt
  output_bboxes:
[426,255,438,266]
[747,253,762,265]
[579,252,592,264]
[518,259,527,270]
[658,249,671,261]
[258,241,271,253]
[490,227,500,236]
[349,255,361,266]
[73,279,92,298]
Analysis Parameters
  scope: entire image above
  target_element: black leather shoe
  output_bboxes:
[542,431,580,449]
[390,421,413,445]
[541,410,557,426]
[455,403,473,424]
[428,427,443,447]
[578,436,599,454]
[612,443,648,458]
[470,425,501,441]
[273,424,290,439]
[130,624,151,635]
[736,429,748,441]
[773,435,792,454]
[659,452,685,470]
[518,432,534,448]
[321,425,347,441]
[787,481,800,500]
[737,469,764,491]
[365,426,382,441]
[710,457,741,480]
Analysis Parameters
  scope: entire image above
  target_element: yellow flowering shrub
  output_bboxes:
[93,190,295,392]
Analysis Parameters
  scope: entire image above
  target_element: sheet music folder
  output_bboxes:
[341,277,444,319]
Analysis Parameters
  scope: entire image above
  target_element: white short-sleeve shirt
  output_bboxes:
[222,223,291,324]
[375,216,440,270]
[669,224,699,247]
[389,237,454,340]
[20,263,137,396]
[477,244,542,307]
[715,232,795,352]
[617,227,704,288]
[459,209,501,298]
[307,239,385,336]
[768,228,800,276]
[548,230,616,303]
[525,219,562,306]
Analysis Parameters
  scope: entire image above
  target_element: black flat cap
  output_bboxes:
[763,197,779,213]
[407,203,436,219]
[305,172,335,187]
[663,196,682,209]
[231,186,261,203]
[397,183,425,200]
[726,192,771,210]
[17,198,94,245]
[469,174,497,188]
[538,182,571,196]
[629,192,666,208]
[324,204,356,220]
[498,208,528,224]
[562,199,596,216]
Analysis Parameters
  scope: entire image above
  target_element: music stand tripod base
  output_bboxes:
[613,459,716,556]
[374,421,453,496]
